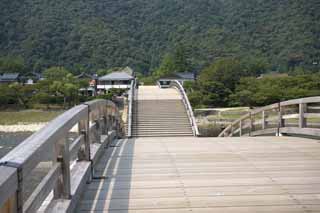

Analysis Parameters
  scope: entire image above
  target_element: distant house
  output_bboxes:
[0,73,21,84]
[21,72,42,85]
[97,72,134,93]
[75,72,98,96]
[158,72,195,88]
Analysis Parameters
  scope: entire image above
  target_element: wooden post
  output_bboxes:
[94,119,101,143]
[299,103,307,128]
[78,120,90,161]
[239,120,242,137]
[103,107,108,134]
[54,137,71,199]
[249,113,253,136]
[0,196,17,213]
[277,103,284,136]
[262,111,267,130]
[279,105,285,128]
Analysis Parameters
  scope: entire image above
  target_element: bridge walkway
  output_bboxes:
[76,136,320,212]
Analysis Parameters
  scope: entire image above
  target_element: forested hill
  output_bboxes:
[1,0,319,73]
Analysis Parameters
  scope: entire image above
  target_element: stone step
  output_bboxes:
[132,127,192,131]
[133,111,186,113]
[132,133,194,137]
[132,126,191,129]
[133,128,191,131]
[133,122,190,125]
[133,118,190,120]
[134,116,188,119]
[131,96,192,137]
[133,123,190,126]
[133,121,191,124]
[133,113,188,116]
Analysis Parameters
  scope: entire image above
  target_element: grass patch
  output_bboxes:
[204,107,250,121]
[0,110,64,125]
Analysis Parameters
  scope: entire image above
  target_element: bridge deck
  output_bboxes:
[77,137,320,212]
[137,86,182,100]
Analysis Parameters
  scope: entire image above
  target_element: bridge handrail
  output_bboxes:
[0,99,121,213]
[127,79,136,137]
[218,96,320,137]
[170,80,200,136]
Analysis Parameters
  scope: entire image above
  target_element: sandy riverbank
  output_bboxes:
[0,122,47,132]
[0,122,80,133]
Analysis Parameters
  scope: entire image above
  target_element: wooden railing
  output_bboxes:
[0,99,122,213]
[127,79,136,138]
[170,80,200,136]
[218,97,320,137]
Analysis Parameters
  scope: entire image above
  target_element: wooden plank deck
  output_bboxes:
[76,137,320,212]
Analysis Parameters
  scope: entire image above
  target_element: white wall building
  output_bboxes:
[97,72,134,92]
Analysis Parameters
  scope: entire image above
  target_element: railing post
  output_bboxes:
[249,112,253,136]
[94,119,101,143]
[54,137,71,199]
[0,166,21,213]
[299,103,307,128]
[0,196,17,213]
[102,116,107,135]
[277,103,284,136]
[107,115,111,132]
[262,110,267,130]
[103,107,108,134]
[239,120,242,137]
[78,119,90,161]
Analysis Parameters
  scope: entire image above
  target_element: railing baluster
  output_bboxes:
[54,137,71,199]
[299,103,307,128]
[230,125,234,137]
[78,119,90,161]
[249,112,253,136]
[262,110,266,130]
[0,100,124,212]
[94,119,101,143]
[279,104,285,128]
[219,97,320,137]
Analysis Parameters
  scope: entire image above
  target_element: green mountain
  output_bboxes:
[0,0,319,73]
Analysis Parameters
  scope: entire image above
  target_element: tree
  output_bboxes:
[173,45,191,72]
[154,54,176,78]
[43,67,71,81]
[0,56,26,74]
[9,83,35,108]
[199,58,243,91]
[230,74,320,107]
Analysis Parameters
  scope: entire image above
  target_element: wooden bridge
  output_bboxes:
[1,81,320,213]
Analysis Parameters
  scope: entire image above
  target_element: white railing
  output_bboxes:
[170,80,200,136]
[127,79,136,137]
[219,96,320,137]
[0,99,123,213]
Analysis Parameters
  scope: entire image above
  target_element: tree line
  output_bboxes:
[0,66,122,110]
[0,0,319,73]
[184,58,320,108]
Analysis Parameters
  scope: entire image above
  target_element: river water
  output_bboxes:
[0,131,33,158]
[0,132,54,201]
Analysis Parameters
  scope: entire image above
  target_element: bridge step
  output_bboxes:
[129,88,194,137]
[132,134,194,137]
